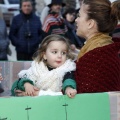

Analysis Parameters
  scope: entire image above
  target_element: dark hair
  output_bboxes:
[33,34,75,63]
[82,0,120,33]
[111,0,120,20]
[48,0,66,8]
[63,8,76,18]
[20,0,33,8]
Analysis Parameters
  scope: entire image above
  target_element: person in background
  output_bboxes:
[63,7,84,49]
[111,0,120,42]
[76,0,83,13]
[9,0,43,60]
[42,0,68,37]
[75,0,120,93]
[40,0,50,25]
[20,0,36,12]
[0,10,11,60]
[11,35,77,98]
[0,10,4,92]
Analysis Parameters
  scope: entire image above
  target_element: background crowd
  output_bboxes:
[0,0,120,95]
[0,0,85,61]
[1,0,119,61]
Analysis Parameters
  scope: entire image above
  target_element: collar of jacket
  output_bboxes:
[21,11,33,20]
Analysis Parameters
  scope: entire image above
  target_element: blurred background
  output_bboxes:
[0,0,78,61]
[0,0,116,61]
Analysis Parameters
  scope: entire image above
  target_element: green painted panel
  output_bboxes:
[0,93,110,120]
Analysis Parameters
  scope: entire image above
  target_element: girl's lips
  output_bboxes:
[56,61,61,64]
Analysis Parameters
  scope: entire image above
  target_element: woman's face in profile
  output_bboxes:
[75,3,90,38]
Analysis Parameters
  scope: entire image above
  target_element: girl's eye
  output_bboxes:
[52,51,57,54]
[62,52,66,55]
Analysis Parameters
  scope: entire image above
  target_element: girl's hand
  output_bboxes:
[65,87,77,98]
[24,82,35,96]
[15,87,40,96]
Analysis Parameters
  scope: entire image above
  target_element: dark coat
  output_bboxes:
[9,12,43,54]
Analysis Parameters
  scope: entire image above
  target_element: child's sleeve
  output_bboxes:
[11,78,34,96]
[17,78,34,91]
[62,71,76,93]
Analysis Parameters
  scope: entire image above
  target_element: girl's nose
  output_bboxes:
[58,53,62,58]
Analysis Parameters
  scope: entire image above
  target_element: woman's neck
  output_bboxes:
[86,31,100,41]
[85,31,109,41]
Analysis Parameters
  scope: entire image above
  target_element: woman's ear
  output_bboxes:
[88,19,96,29]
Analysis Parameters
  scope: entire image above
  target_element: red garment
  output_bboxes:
[75,42,120,93]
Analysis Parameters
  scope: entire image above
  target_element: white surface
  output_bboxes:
[108,92,120,120]
[7,42,17,61]
[0,0,19,14]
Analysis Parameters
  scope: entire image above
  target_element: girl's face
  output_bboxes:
[66,13,76,23]
[75,4,90,38]
[43,41,67,68]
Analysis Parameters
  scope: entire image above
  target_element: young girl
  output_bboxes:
[12,35,77,98]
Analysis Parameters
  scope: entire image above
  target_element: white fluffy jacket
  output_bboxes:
[18,59,76,92]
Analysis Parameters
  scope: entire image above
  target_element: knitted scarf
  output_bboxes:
[18,59,76,92]
[77,33,113,60]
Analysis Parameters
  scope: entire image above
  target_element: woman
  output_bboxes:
[75,0,120,93]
